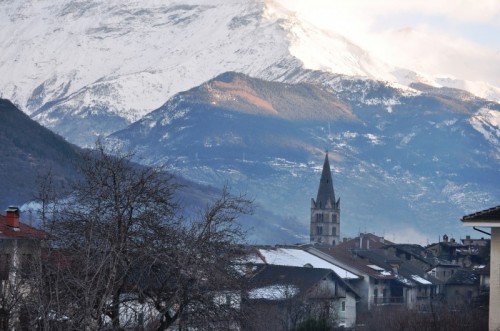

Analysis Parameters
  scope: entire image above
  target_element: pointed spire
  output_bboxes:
[316,152,336,208]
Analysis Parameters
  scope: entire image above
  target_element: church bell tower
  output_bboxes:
[310,152,340,245]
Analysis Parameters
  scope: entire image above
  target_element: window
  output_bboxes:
[21,254,33,278]
[316,213,324,222]
[341,301,346,311]
[374,289,378,303]
[0,255,10,280]
[332,214,337,222]
[332,227,336,236]
[316,226,323,235]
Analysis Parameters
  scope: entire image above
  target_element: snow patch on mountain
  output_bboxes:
[469,108,500,156]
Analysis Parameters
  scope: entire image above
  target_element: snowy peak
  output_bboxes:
[1,0,288,113]
[264,1,395,82]
[1,0,499,147]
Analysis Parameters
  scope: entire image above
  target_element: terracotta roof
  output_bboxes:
[315,247,441,286]
[333,233,393,250]
[461,205,500,223]
[314,247,394,280]
[0,215,47,239]
[383,244,443,268]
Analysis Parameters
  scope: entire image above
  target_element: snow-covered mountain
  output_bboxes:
[1,0,499,243]
[2,0,498,146]
[106,72,500,244]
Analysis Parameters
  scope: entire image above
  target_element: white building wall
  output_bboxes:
[337,293,357,328]
[489,227,500,331]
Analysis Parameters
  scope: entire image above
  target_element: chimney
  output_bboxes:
[5,206,20,228]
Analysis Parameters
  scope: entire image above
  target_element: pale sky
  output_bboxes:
[275,0,500,87]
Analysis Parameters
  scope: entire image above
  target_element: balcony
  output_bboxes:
[371,296,405,305]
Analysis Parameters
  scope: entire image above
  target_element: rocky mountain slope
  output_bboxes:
[0,98,301,243]
[107,72,500,243]
[0,98,81,208]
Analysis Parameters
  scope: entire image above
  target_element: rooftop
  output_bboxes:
[245,246,360,280]
[0,215,46,239]
[461,205,500,227]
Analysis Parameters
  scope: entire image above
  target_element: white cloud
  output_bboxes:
[271,0,500,88]
[386,227,431,246]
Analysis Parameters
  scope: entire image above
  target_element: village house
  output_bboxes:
[0,207,46,329]
[443,269,480,308]
[243,246,361,326]
[308,238,442,313]
[461,205,500,331]
[427,234,490,268]
[242,264,359,330]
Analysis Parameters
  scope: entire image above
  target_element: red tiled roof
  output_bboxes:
[0,216,47,239]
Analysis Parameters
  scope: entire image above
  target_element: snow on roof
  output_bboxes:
[395,275,413,286]
[367,264,385,271]
[248,247,359,279]
[367,264,392,276]
[411,275,432,285]
[248,284,299,300]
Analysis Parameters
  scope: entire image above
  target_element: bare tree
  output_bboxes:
[27,142,252,330]
[140,187,252,330]
[361,305,488,331]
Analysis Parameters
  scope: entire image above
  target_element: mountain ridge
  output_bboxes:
[2,0,499,146]
[0,97,305,244]
[106,72,500,243]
